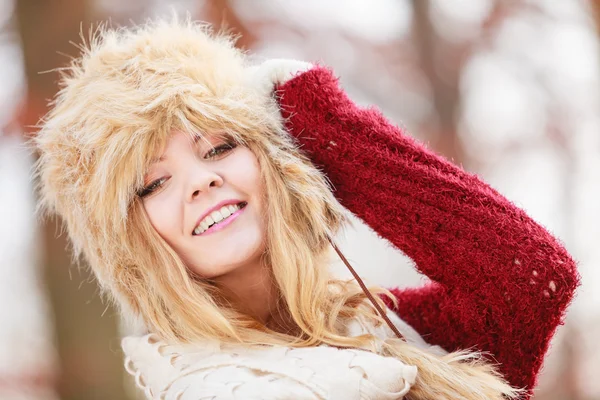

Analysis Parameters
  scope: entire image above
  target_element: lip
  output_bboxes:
[192,199,245,235]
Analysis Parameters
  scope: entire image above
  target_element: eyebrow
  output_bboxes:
[150,135,204,164]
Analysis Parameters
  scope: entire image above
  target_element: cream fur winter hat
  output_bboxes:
[32,17,343,326]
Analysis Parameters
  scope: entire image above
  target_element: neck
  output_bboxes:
[213,257,279,324]
[212,258,300,335]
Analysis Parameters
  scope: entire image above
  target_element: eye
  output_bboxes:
[204,141,237,159]
[138,177,167,198]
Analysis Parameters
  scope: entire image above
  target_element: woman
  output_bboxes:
[32,18,579,399]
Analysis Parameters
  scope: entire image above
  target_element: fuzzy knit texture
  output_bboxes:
[276,66,580,398]
[122,310,431,399]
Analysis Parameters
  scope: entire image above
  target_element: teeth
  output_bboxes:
[200,220,209,231]
[210,210,224,223]
[193,203,242,235]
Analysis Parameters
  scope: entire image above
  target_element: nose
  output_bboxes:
[186,165,224,202]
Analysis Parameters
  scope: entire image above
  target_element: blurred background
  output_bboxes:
[1,0,599,399]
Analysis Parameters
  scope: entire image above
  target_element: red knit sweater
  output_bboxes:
[277,66,580,398]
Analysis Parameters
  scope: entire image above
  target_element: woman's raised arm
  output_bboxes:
[276,66,580,396]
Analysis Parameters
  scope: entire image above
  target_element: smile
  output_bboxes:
[192,201,247,236]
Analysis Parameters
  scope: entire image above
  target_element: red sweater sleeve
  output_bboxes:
[276,66,580,396]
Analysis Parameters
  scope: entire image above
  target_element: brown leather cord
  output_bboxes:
[327,236,405,341]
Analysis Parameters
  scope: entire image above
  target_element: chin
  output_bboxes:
[188,235,266,279]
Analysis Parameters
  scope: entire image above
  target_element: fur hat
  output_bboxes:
[32,17,343,328]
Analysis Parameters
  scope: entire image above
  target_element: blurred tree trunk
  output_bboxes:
[592,0,600,35]
[0,2,58,400]
[411,0,467,166]
[15,1,131,399]
[203,0,258,50]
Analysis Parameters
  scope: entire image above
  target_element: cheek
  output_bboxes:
[143,195,180,240]
[225,148,264,197]
[239,149,264,192]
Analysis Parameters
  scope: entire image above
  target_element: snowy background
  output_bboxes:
[1,1,598,399]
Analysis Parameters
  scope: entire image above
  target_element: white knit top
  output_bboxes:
[122,309,447,399]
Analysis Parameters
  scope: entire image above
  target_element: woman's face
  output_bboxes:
[141,130,266,279]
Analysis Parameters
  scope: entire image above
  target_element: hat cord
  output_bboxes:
[327,236,405,341]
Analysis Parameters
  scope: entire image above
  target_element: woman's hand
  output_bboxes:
[247,58,314,99]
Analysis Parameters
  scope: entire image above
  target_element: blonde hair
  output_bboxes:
[32,16,522,399]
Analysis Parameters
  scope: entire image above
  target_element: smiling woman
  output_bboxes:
[31,15,578,400]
